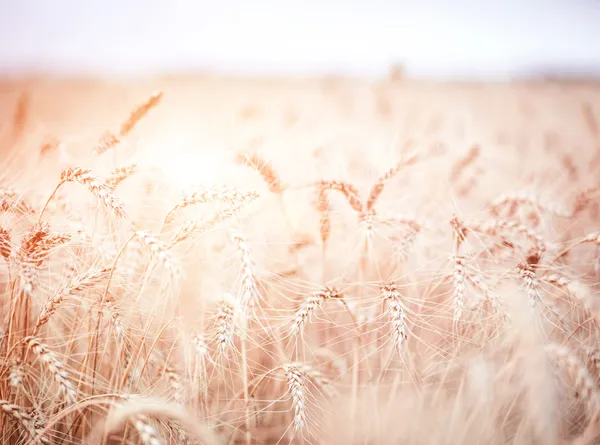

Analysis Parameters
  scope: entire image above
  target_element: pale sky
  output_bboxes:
[0,1,599,79]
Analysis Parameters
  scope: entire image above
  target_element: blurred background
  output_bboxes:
[1,0,600,80]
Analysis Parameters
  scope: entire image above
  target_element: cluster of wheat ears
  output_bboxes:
[1,89,600,445]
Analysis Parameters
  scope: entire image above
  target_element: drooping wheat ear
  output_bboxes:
[164,185,258,225]
[471,219,547,255]
[231,231,261,310]
[489,191,571,219]
[0,400,49,445]
[0,227,12,260]
[215,293,236,354]
[282,364,307,431]
[35,266,109,333]
[366,152,417,211]
[450,256,467,324]
[291,287,342,337]
[119,91,163,137]
[105,162,138,189]
[236,152,284,194]
[93,131,121,155]
[132,414,165,445]
[1,188,35,215]
[59,167,127,218]
[25,336,77,404]
[15,223,70,297]
[516,263,542,308]
[134,230,179,280]
[319,180,363,214]
[546,344,600,417]
[104,299,127,342]
[381,283,408,351]
[449,144,480,182]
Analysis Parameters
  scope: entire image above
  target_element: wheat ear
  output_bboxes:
[25,336,77,404]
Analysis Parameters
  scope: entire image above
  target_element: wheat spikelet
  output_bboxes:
[282,364,307,431]
[9,361,24,389]
[190,332,208,386]
[170,220,201,246]
[163,365,184,402]
[0,227,12,260]
[93,131,121,155]
[132,413,165,445]
[451,256,467,323]
[449,215,469,251]
[381,283,408,351]
[59,166,127,218]
[35,266,109,333]
[320,180,363,213]
[171,195,258,246]
[11,91,29,137]
[449,144,480,182]
[236,152,284,194]
[106,162,138,189]
[546,344,600,418]
[231,231,260,310]
[316,186,331,245]
[215,294,236,353]
[366,152,417,211]
[15,223,70,297]
[25,336,77,404]
[471,219,547,254]
[0,400,49,445]
[134,230,179,280]
[489,191,571,218]
[119,91,163,137]
[165,185,258,225]
[0,188,35,215]
[516,263,542,308]
[291,287,342,337]
[104,299,127,342]
[582,231,600,246]
[573,186,599,215]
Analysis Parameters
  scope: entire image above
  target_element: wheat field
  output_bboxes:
[0,76,600,444]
